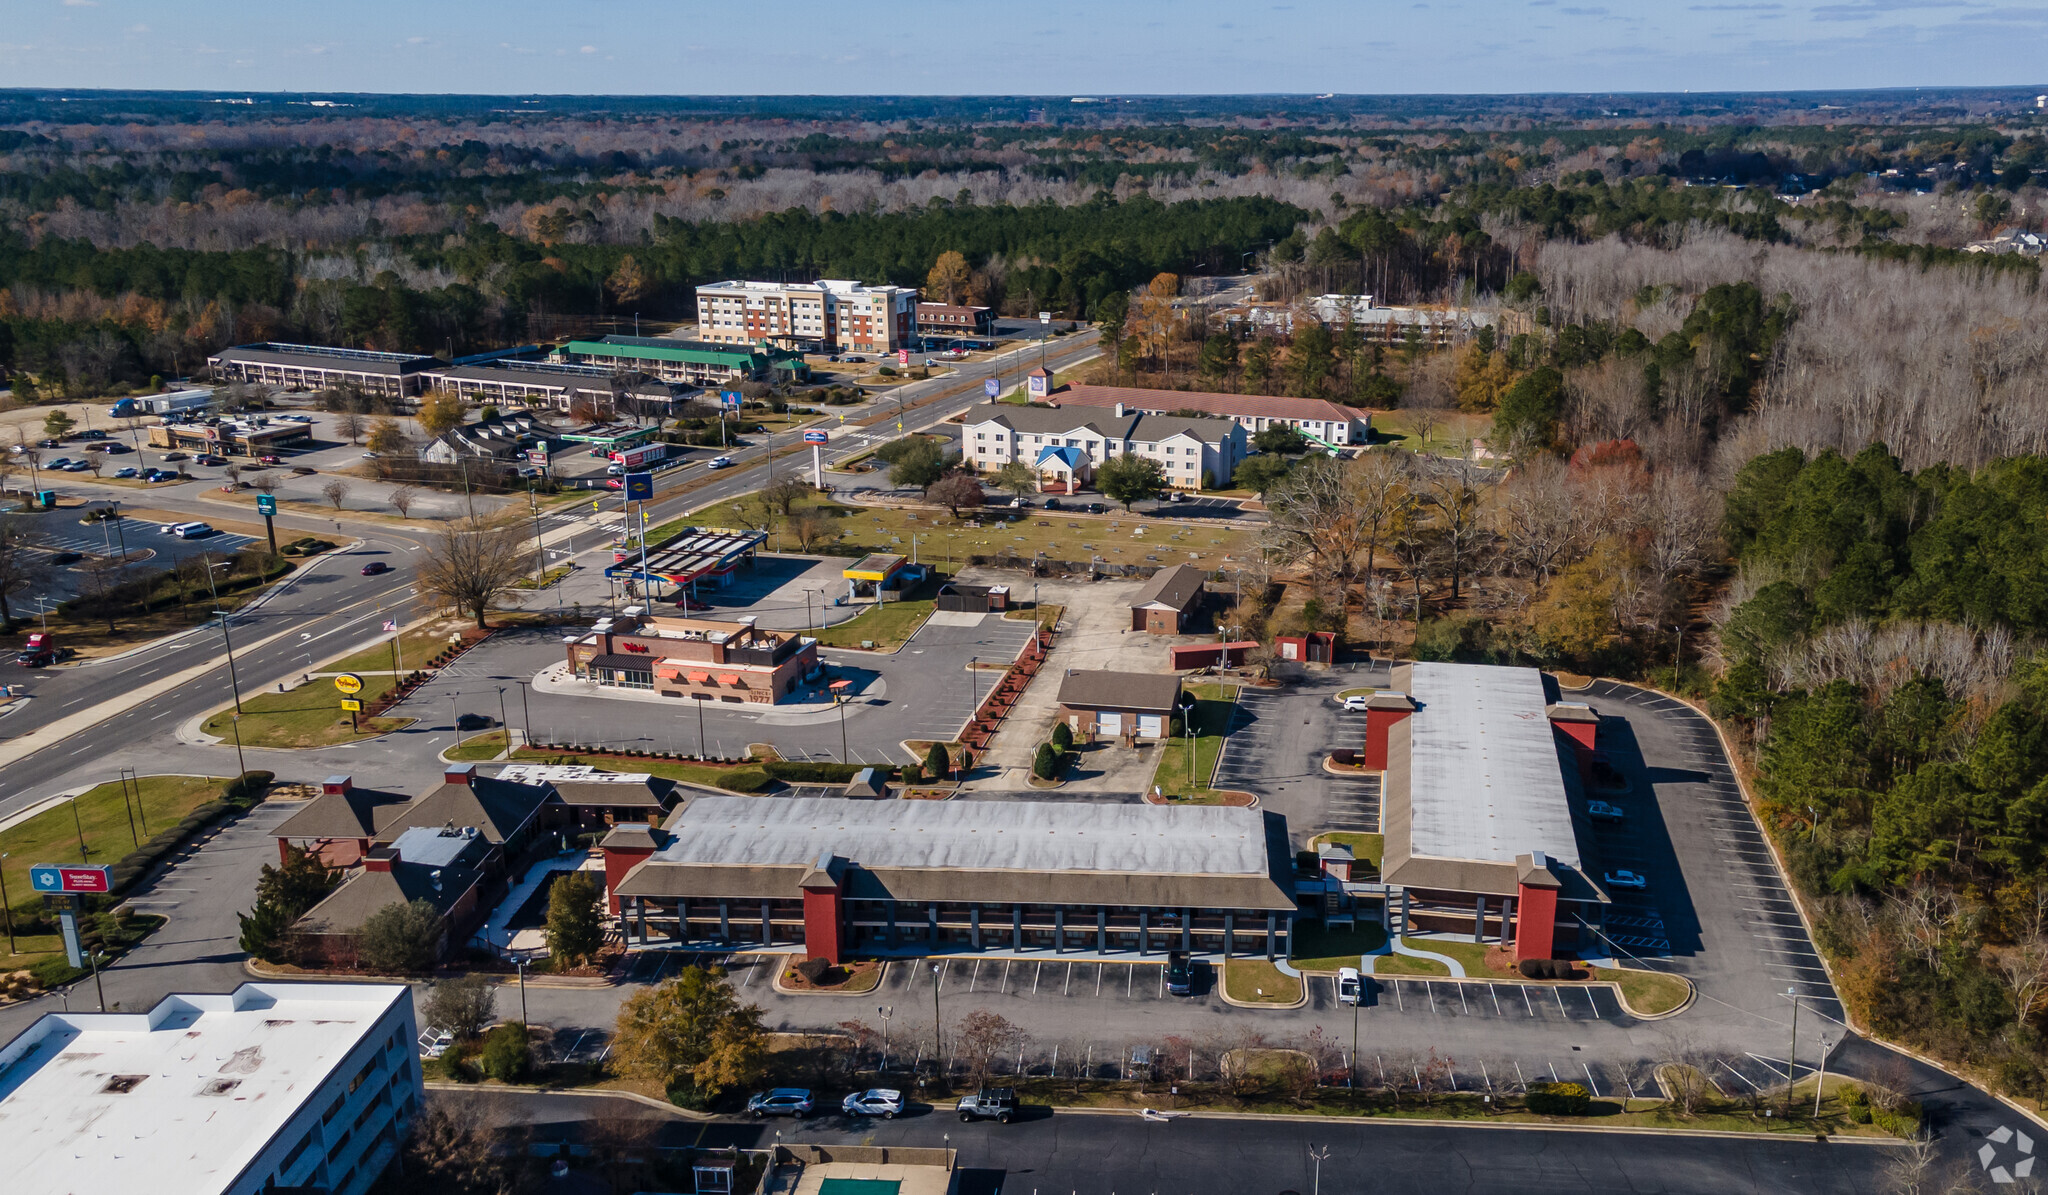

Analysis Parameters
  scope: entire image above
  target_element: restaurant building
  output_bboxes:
[603,797,1298,964]
[563,609,820,704]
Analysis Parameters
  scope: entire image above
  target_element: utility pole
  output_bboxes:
[1784,987,1800,1117]
[0,852,14,956]
[878,1004,893,1071]
[1814,1036,1832,1119]
[930,962,944,1076]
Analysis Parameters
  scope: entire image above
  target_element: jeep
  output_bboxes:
[956,1086,1018,1123]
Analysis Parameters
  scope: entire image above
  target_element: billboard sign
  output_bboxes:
[332,673,364,695]
[30,864,112,894]
[802,430,830,445]
[625,472,654,502]
[255,495,276,516]
[983,377,1000,399]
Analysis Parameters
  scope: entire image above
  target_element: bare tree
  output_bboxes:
[955,1009,1027,1085]
[389,484,420,519]
[1423,458,1488,601]
[335,410,367,445]
[789,510,830,552]
[250,473,277,496]
[417,516,532,628]
[320,478,352,510]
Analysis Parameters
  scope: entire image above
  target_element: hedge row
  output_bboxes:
[761,761,899,784]
[104,771,274,896]
[1526,1082,1592,1115]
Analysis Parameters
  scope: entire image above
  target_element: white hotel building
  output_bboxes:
[959,401,1247,493]
[695,279,918,356]
[0,983,423,1195]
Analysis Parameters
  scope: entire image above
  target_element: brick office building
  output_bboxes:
[563,609,820,704]
[1370,662,1612,960]
[602,797,1298,965]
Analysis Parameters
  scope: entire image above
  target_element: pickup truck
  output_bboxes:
[955,1086,1017,1123]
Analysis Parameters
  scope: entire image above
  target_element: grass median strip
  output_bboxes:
[1224,958,1303,1004]
[1151,683,1238,800]
[1,775,229,906]
[446,730,509,762]
[809,599,934,651]
[1592,965,1693,1016]
[202,677,411,749]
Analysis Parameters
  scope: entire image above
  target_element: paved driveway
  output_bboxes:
[1210,664,1389,846]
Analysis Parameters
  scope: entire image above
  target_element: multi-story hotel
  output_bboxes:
[959,400,1247,492]
[695,279,918,355]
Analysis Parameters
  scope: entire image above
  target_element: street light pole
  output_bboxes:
[497,687,510,750]
[0,852,15,956]
[516,955,529,1026]
[1784,987,1800,1116]
[930,962,943,1077]
[878,1004,893,1071]
[68,794,89,861]
[1813,1036,1832,1119]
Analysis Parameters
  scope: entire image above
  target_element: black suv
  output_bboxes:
[956,1086,1018,1123]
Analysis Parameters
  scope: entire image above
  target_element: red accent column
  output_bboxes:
[802,887,844,965]
[278,839,292,865]
[602,844,655,915]
[1514,883,1559,962]
[1364,706,1413,770]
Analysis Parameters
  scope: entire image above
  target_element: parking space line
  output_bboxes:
[1003,959,1012,994]
[970,959,981,992]
[1489,985,1501,1016]
[1521,985,1535,1016]
[1457,984,1469,1014]
[1064,961,1073,996]
[1095,964,1103,997]
[1159,966,1166,998]
[1127,966,1134,999]
[1395,980,1404,1012]
[1555,986,1567,1016]
[1033,961,1041,995]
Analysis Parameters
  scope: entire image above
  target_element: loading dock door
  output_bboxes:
[1098,712,1123,736]
[1138,714,1164,738]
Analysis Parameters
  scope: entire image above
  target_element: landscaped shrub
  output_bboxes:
[479,1023,532,1082]
[1051,723,1073,752]
[715,772,773,793]
[1526,1081,1592,1115]
[924,741,950,778]
[763,761,896,784]
[1033,742,1061,781]
[902,763,923,784]
[1519,958,1550,979]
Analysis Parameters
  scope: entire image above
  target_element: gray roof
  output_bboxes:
[211,344,437,376]
[962,402,1237,445]
[614,797,1294,911]
[271,785,412,841]
[389,824,490,869]
[1132,564,1206,612]
[1055,669,1183,713]
[374,777,556,845]
[1404,662,1578,868]
[293,862,483,935]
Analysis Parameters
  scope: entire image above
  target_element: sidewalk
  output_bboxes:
[473,850,603,955]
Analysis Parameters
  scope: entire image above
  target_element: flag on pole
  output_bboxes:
[382,620,398,632]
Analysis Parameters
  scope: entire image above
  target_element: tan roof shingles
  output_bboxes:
[373,776,556,845]
[271,786,412,841]
[1054,669,1183,713]
[1131,564,1205,612]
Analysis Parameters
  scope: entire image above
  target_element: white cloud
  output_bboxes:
[61,0,99,7]
[580,44,596,53]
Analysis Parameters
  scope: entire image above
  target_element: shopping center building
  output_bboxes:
[603,797,1299,964]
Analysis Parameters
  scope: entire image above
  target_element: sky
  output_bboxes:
[3,0,2045,96]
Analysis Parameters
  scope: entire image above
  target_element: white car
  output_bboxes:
[1586,801,1625,823]
[1341,694,1371,712]
[707,456,733,469]
[1337,967,1362,1006]
[416,1028,454,1059]
[841,1088,904,1118]
[1604,869,1648,891]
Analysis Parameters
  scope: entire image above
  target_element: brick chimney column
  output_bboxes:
[1363,691,1416,771]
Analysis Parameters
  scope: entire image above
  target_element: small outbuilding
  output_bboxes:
[1055,669,1184,741]
[1130,564,1206,634]
[936,582,1010,613]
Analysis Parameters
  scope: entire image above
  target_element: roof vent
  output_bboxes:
[101,1075,148,1094]
[1531,850,1549,870]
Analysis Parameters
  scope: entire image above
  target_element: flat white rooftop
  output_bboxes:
[1406,662,1578,866]
[0,983,408,1193]
[658,796,1269,877]
[498,763,654,786]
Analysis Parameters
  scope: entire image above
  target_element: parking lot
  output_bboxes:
[1208,666,1390,845]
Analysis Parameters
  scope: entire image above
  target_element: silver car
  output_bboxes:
[841,1088,903,1118]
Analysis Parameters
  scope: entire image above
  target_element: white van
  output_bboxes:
[171,522,214,538]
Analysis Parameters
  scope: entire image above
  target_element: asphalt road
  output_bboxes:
[449,1088,1903,1195]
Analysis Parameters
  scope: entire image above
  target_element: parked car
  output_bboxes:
[1042,497,1063,511]
[841,1089,904,1119]
[955,1086,1018,1124]
[707,456,733,469]
[112,467,138,479]
[1337,966,1362,1006]
[1009,496,1032,508]
[80,429,106,440]
[158,523,179,534]
[1604,869,1648,891]
[102,443,128,454]
[360,561,392,576]
[47,458,72,469]
[49,551,83,566]
[845,355,868,363]
[196,456,227,466]
[454,712,495,731]
[1587,801,1625,823]
[38,438,60,448]
[171,522,215,539]
[417,1029,454,1059]
[162,451,188,461]
[361,451,379,459]
[63,461,90,472]
[747,1089,814,1119]
[1166,950,1193,997]
[1342,694,1372,712]
[258,454,282,464]
[1085,502,1107,514]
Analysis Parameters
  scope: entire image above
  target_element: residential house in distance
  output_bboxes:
[1060,383,1371,448]
[959,401,1246,492]
[696,279,918,355]
[563,609,821,704]
[1130,563,1207,634]
[916,302,996,336]
[0,983,423,1195]
[1055,669,1184,741]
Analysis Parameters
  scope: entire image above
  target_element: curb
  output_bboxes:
[422,1081,720,1121]
[767,960,891,998]
[1216,959,1309,1010]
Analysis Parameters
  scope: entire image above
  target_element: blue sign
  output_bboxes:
[31,864,112,894]
[255,494,277,516]
[983,377,999,399]
[720,390,742,409]
[624,472,654,501]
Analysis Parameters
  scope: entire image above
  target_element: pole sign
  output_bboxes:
[625,472,654,501]
[897,349,910,366]
[527,445,549,466]
[255,494,276,516]
[1039,311,1052,323]
[983,377,1000,399]
[720,390,743,409]
[340,698,363,713]
[332,673,364,695]
[803,430,830,445]
[31,864,112,895]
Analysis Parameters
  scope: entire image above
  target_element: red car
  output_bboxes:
[605,478,624,489]
[360,561,391,576]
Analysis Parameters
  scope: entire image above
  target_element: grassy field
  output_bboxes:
[1369,409,1493,455]
[1290,921,1390,973]
[739,490,1255,571]
[810,598,934,651]
[1223,958,1303,1004]
[1,774,228,970]
[508,748,770,792]
[1151,682,1239,799]
[201,677,411,748]
[325,621,465,679]
[1309,831,1385,872]
[1592,966,1694,1016]
[446,730,509,762]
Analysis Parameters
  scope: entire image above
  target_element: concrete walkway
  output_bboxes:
[1360,936,1468,978]
[473,850,602,955]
